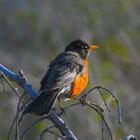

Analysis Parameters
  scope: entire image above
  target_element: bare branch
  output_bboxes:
[0,75,6,92]
[84,100,113,140]
[0,65,124,140]
[38,125,66,140]
[85,86,122,124]
[21,115,49,139]
[49,111,77,140]
[0,72,21,98]
[101,120,104,140]
[97,87,110,112]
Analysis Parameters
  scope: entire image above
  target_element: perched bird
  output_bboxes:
[23,39,98,116]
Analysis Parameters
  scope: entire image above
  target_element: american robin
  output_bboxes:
[23,39,98,116]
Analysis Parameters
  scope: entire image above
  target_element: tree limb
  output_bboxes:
[0,64,78,140]
[1,64,135,140]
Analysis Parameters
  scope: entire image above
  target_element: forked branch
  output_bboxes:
[0,64,124,140]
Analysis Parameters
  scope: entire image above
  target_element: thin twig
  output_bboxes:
[8,93,26,140]
[97,88,110,112]
[18,97,33,113]
[0,72,21,98]
[21,115,49,139]
[62,101,81,113]
[39,125,65,140]
[74,97,104,113]
[59,97,111,140]
[8,115,18,140]
[0,76,6,92]
[84,99,104,113]
[85,102,113,140]
[85,86,122,124]
[16,93,27,140]
[8,93,33,140]
[98,86,122,124]
[101,120,104,140]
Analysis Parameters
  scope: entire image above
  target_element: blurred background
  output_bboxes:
[0,0,140,140]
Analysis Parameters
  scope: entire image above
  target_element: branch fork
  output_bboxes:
[0,64,129,140]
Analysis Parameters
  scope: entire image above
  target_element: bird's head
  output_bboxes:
[65,39,98,59]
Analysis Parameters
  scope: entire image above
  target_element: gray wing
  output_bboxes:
[23,52,84,116]
[40,52,84,92]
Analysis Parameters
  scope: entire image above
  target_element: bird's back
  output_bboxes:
[39,51,85,93]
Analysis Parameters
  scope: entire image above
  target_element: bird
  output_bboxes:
[23,39,98,116]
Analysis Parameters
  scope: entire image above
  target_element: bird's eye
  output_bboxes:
[81,45,85,49]
[81,45,88,49]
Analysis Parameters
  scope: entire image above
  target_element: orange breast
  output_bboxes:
[71,60,88,97]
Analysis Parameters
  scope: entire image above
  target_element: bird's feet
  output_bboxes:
[79,94,87,107]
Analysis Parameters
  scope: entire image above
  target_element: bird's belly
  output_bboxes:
[71,72,88,97]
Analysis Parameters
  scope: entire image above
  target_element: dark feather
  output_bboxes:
[23,51,85,116]
[40,51,84,92]
[23,90,59,116]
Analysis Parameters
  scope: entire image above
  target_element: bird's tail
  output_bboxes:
[23,89,59,116]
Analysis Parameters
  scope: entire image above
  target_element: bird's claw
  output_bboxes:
[79,94,87,107]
